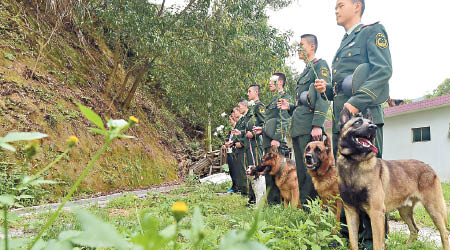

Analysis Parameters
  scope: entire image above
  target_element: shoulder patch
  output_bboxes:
[259,106,265,114]
[320,66,329,78]
[313,58,321,64]
[376,32,388,49]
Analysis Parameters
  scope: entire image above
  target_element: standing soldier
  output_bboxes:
[278,34,330,208]
[315,0,392,249]
[232,100,255,204]
[245,84,265,167]
[253,73,291,205]
[223,109,239,193]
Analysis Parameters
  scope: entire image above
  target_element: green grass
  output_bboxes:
[388,182,450,228]
[8,181,447,249]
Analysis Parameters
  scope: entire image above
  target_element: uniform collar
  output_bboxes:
[346,22,362,35]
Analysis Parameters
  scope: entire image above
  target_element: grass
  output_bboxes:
[7,181,449,249]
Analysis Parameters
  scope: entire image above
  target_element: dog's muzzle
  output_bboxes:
[304,154,317,170]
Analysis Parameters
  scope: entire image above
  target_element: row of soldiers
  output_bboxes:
[222,0,392,249]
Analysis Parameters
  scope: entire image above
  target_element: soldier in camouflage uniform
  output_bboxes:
[254,73,291,204]
[278,34,330,208]
[315,0,392,248]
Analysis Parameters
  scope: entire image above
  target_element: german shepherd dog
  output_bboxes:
[304,134,342,223]
[337,108,449,250]
[250,147,301,208]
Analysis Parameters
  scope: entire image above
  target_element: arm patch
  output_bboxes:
[376,33,388,49]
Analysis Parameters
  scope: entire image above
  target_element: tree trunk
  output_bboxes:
[105,38,121,95]
[117,67,133,102]
[122,62,148,109]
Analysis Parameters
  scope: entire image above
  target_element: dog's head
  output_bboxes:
[304,134,334,171]
[246,165,263,179]
[254,146,282,176]
[338,108,378,160]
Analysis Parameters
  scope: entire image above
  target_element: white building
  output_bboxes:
[324,94,450,181]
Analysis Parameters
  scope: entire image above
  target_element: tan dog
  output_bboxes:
[251,148,300,208]
[304,134,342,223]
[338,108,449,250]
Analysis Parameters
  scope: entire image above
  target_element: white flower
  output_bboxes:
[216,125,225,132]
[248,100,256,106]
[213,132,218,136]
[107,119,128,129]
[270,75,279,82]
[220,112,227,117]
[207,102,212,108]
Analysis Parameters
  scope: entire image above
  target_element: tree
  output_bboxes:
[426,78,450,98]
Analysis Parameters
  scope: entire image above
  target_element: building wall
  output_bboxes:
[383,105,450,181]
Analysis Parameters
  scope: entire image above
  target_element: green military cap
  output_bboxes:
[263,118,277,139]
[342,63,389,105]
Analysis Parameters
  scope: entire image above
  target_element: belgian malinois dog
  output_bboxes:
[251,147,300,208]
[304,134,342,223]
[337,108,449,250]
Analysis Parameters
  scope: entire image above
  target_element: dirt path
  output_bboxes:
[388,221,445,247]
[12,184,179,216]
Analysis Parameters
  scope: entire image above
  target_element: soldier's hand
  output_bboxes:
[225,141,233,148]
[253,126,263,135]
[277,98,290,110]
[314,79,327,93]
[235,142,242,148]
[311,126,323,141]
[344,102,359,114]
[271,140,280,148]
[246,131,253,139]
[231,129,242,136]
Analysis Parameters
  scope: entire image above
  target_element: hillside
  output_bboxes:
[0,0,193,201]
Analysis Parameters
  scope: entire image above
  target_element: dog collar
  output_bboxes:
[275,158,287,177]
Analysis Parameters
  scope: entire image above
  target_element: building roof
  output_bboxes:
[324,94,450,128]
[384,94,450,117]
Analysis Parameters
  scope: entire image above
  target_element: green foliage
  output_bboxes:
[92,0,295,130]
[425,78,450,98]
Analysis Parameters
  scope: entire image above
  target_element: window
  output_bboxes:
[412,127,431,142]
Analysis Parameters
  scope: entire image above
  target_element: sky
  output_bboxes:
[268,0,450,99]
[150,0,450,99]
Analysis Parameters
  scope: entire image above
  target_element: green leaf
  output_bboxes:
[0,142,15,151]
[0,194,15,206]
[77,103,105,129]
[0,132,47,143]
[3,52,15,61]
[70,210,130,250]
[311,244,321,250]
[16,194,34,200]
[89,128,108,136]
[44,239,73,250]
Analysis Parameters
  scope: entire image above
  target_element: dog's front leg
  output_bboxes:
[368,208,386,250]
[343,204,360,250]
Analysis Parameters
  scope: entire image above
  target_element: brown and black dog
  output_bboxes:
[303,134,342,223]
[338,108,449,250]
[250,147,300,208]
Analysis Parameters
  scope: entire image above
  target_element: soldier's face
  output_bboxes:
[238,103,247,114]
[269,80,276,92]
[298,38,313,60]
[247,88,258,100]
[335,0,358,26]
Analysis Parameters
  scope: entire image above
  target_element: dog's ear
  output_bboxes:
[339,107,352,126]
[363,108,373,121]
[323,133,331,151]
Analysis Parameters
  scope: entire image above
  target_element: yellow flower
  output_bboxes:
[129,116,139,125]
[172,201,188,222]
[67,136,79,147]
